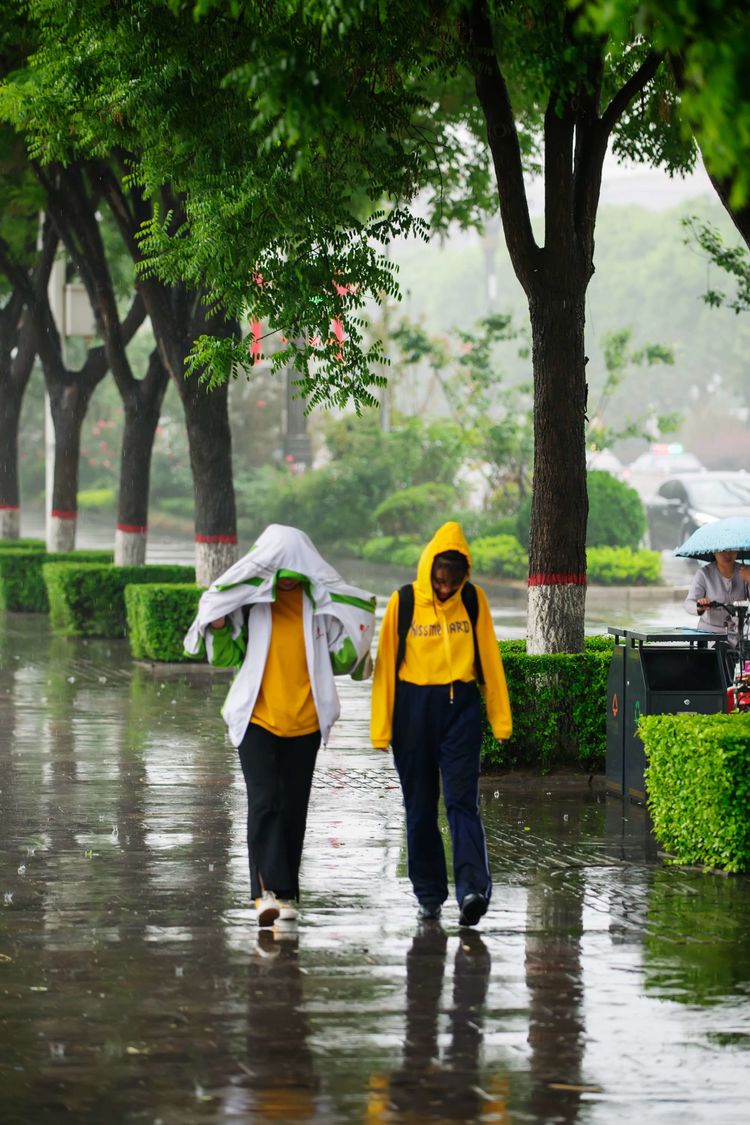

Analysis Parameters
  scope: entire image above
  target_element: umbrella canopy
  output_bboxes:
[674,516,750,562]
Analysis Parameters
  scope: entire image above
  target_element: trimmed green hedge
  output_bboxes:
[640,712,750,873]
[43,563,196,638]
[0,548,113,612]
[481,635,613,771]
[125,583,202,662]
[470,534,527,579]
[0,538,45,550]
[587,546,662,586]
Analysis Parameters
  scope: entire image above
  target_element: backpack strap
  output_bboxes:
[461,581,484,685]
[395,580,484,685]
[395,583,415,674]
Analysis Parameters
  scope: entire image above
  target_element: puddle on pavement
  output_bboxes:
[2,612,750,1124]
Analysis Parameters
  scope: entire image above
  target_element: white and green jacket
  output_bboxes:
[183,524,376,747]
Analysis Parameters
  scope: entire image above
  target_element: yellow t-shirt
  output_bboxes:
[251,586,319,736]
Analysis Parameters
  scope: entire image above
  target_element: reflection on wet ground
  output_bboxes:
[2,612,750,1124]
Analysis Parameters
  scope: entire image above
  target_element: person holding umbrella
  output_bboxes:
[684,549,750,643]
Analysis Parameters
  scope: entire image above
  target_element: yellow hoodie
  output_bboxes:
[370,522,512,749]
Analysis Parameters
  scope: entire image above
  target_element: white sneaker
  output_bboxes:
[255,892,281,928]
[277,899,298,922]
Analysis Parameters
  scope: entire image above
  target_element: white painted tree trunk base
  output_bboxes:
[47,515,76,553]
[526,584,586,654]
[195,540,238,588]
[0,507,20,539]
[115,528,147,566]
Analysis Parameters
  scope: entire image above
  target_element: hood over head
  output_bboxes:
[415,521,472,601]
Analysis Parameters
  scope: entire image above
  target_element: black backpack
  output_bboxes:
[395,582,484,685]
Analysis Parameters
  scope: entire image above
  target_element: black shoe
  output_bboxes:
[417,902,442,921]
[458,893,488,927]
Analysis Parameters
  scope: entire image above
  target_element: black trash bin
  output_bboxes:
[606,627,729,804]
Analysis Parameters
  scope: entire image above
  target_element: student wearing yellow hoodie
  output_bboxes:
[371,522,512,927]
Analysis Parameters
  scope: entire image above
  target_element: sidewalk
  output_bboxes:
[1,612,749,1123]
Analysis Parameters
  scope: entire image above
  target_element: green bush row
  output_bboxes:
[0,548,113,612]
[0,538,46,550]
[43,563,196,638]
[361,537,422,568]
[481,636,614,771]
[125,583,202,662]
[358,534,661,586]
[587,546,662,586]
[640,712,750,873]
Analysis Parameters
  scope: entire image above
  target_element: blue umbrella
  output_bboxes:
[674,516,750,562]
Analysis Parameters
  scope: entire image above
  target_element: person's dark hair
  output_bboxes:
[432,550,469,583]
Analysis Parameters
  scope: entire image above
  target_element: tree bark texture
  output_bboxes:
[0,223,58,537]
[526,290,588,653]
[0,301,34,531]
[114,348,169,565]
[47,377,97,551]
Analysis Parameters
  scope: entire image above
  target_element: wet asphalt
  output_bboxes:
[2,609,750,1124]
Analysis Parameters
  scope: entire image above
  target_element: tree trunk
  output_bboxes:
[0,233,56,540]
[526,289,588,654]
[0,392,23,539]
[115,349,169,566]
[179,373,237,587]
[47,379,95,552]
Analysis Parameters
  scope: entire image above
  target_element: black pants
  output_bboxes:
[237,722,320,901]
[392,680,491,909]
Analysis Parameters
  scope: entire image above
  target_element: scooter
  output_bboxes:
[706,601,750,712]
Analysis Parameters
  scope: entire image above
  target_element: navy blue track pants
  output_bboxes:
[392,680,491,909]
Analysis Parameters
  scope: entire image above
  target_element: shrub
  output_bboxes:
[125,583,202,662]
[0,548,113,612]
[470,534,527,579]
[453,511,519,542]
[0,538,45,550]
[640,712,750,873]
[374,482,457,538]
[481,636,613,771]
[587,546,661,585]
[78,488,116,510]
[587,470,646,548]
[43,563,196,637]
[389,542,423,568]
[361,537,423,568]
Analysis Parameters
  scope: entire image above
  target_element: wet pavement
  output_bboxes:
[3,611,750,1124]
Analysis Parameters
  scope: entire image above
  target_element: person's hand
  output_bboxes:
[210,617,226,629]
[696,597,710,614]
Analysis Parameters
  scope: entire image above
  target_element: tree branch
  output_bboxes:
[460,0,539,295]
[600,51,664,139]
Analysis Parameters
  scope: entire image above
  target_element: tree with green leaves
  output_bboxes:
[1,9,241,579]
[584,3,750,404]
[1,0,697,646]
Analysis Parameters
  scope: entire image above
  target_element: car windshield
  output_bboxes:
[688,478,750,508]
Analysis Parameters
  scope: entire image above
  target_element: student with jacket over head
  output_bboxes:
[370,521,512,928]
[184,525,375,930]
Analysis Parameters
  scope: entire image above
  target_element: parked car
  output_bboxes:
[646,471,750,550]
